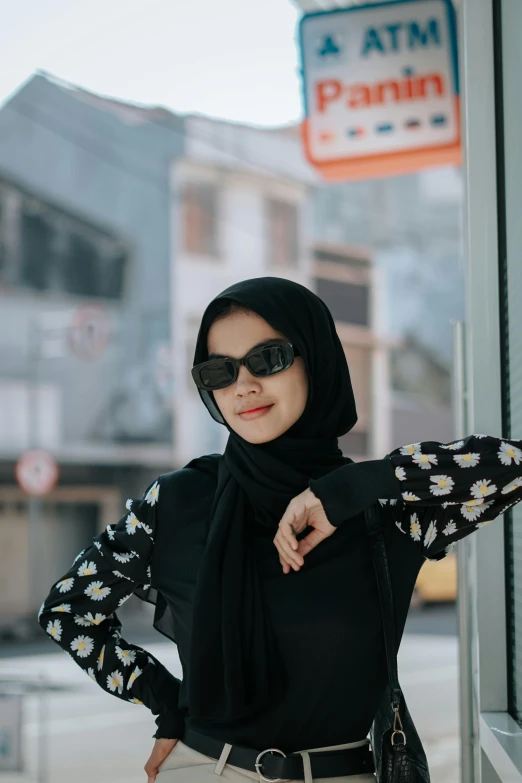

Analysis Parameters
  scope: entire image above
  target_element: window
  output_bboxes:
[338,430,368,456]
[20,210,54,291]
[63,233,99,297]
[314,247,370,269]
[267,198,299,267]
[0,180,128,299]
[316,278,370,326]
[183,183,219,257]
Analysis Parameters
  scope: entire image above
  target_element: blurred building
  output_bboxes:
[312,242,392,461]
[0,73,184,633]
[169,115,392,464]
[169,114,316,463]
[0,74,390,634]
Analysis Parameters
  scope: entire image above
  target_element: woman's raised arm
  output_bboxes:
[37,477,184,740]
[309,434,522,561]
[382,434,522,560]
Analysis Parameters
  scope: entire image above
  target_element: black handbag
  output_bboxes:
[363,501,431,783]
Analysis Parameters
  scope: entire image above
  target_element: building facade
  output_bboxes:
[0,73,185,632]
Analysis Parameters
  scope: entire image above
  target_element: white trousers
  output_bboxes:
[156,737,376,783]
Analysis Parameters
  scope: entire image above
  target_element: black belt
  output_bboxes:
[181,725,375,781]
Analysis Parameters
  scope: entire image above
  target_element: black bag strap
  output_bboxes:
[363,501,403,713]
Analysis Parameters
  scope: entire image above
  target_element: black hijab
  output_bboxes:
[187,276,358,725]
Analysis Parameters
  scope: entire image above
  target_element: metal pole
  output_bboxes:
[27,318,43,613]
[37,674,48,783]
[452,319,478,783]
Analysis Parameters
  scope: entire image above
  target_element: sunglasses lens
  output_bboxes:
[247,345,291,376]
[193,343,295,390]
[198,360,236,389]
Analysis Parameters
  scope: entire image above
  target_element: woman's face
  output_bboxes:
[206,310,308,444]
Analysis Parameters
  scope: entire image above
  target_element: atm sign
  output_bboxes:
[299,0,460,181]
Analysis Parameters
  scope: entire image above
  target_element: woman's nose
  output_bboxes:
[235,364,261,392]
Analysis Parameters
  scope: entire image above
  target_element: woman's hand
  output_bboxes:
[145,738,178,782]
[273,488,337,574]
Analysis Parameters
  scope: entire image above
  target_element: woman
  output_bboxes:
[38,277,522,783]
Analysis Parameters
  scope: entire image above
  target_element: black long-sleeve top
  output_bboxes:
[38,434,522,753]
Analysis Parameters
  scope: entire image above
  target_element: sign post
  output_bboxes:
[299,0,460,181]
[0,695,22,772]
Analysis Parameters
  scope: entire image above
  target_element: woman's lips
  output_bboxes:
[238,404,274,420]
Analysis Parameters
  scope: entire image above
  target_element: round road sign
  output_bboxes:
[15,450,59,497]
[69,304,112,361]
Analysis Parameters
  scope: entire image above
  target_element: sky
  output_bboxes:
[1,0,303,127]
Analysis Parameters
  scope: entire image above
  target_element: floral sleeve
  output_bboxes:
[383,434,522,561]
[37,478,184,739]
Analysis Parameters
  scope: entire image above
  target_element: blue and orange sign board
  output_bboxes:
[299,0,460,181]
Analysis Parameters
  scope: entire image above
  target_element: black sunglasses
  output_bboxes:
[192,341,299,391]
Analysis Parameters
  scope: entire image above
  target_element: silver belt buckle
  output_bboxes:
[254,747,287,782]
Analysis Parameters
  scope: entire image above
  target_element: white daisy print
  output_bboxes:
[476,519,494,529]
[443,520,457,536]
[84,612,106,626]
[402,492,420,502]
[399,443,421,456]
[389,499,398,506]
[129,697,143,705]
[97,645,105,671]
[112,570,133,581]
[113,551,134,564]
[37,602,45,621]
[73,548,87,564]
[429,475,455,496]
[502,477,522,494]
[395,519,406,534]
[461,499,495,522]
[498,441,522,466]
[77,560,97,577]
[378,498,389,506]
[445,542,457,556]
[87,667,96,682]
[70,635,94,658]
[470,479,497,500]
[116,646,136,667]
[52,603,71,613]
[410,513,422,542]
[74,615,93,627]
[106,670,124,694]
[46,619,62,641]
[118,594,132,607]
[145,481,160,506]
[440,440,465,450]
[140,521,153,536]
[93,540,102,551]
[125,513,140,535]
[395,467,407,481]
[412,453,438,470]
[106,525,115,541]
[453,453,480,468]
[84,581,111,602]
[56,578,74,593]
[424,520,437,549]
[125,498,133,510]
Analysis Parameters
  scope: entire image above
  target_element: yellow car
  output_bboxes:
[411,551,457,607]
